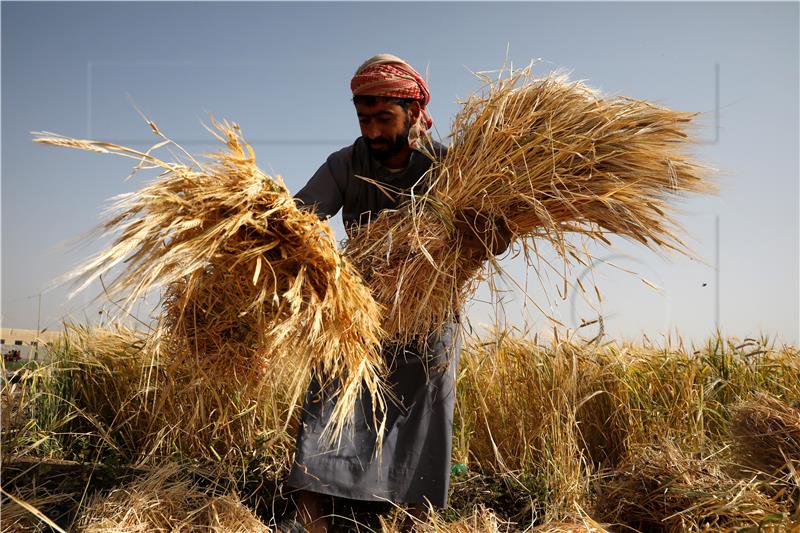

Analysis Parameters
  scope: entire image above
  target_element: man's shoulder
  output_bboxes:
[326,138,367,164]
[416,138,448,163]
[316,140,363,185]
[429,139,448,159]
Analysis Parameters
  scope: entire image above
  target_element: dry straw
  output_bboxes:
[0,489,73,533]
[596,440,782,532]
[34,121,385,445]
[380,504,509,532]
[731,392,800,477]
[345,64,713,342]
[532,520,610,533]
[73,464,270,532]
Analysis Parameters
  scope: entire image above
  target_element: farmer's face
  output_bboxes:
[355,100,417,164]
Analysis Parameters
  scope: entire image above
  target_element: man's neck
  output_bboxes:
[381,145,413,170]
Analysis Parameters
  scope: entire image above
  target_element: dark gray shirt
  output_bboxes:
[295,137,446,231]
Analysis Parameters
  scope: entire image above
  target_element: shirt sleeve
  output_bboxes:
[294,148,350,220]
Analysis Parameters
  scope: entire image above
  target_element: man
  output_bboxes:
[284,54,507,532]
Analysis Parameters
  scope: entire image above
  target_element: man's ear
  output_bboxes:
[407,100,422,123]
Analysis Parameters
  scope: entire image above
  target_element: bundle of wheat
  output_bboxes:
[34,121,385,444]
[731,392,800,477]
[596,440,781,532]
[73,465,269,532]
[345,65,712,342]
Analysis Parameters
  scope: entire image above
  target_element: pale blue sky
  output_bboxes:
[2,2,798,344]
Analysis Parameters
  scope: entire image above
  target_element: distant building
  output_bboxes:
[1,328,61,362]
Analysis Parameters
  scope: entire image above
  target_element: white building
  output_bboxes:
[1,328,60,362]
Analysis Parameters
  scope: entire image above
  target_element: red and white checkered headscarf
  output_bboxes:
[351,54,433,132]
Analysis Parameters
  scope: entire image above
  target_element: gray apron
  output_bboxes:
[286,322,461,508]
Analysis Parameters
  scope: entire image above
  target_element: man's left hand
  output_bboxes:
[453,208,513,259]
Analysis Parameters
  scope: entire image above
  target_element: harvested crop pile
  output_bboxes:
[533,521,610,533]
[0,489,76,533]
[731,392,800,476]
[345,65,712,342]
[595,440,782,532]
[730,392,800,512]
[72,465,269,532]
[34,121,385,443]
[381,504,507,532]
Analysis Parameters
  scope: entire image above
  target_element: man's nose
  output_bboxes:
[363,121,381,139]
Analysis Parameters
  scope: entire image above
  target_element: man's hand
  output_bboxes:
[453,208,513,259]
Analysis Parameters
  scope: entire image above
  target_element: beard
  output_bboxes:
[365,118,411,165]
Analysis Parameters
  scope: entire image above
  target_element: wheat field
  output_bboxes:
[2,327,798,532]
